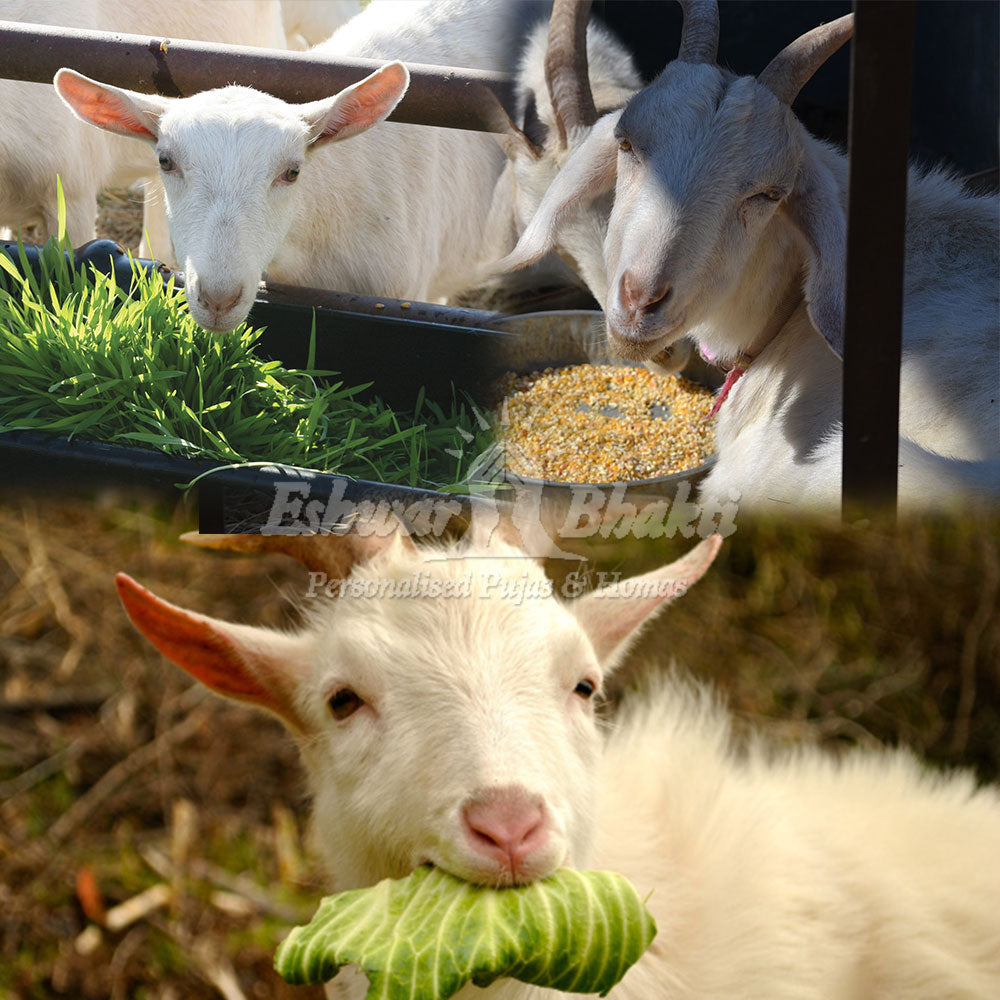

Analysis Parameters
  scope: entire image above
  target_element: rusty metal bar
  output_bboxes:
[841,0,916,519]
[0,20,518,134]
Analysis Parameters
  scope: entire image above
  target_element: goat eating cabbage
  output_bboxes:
[115,527,1000,999]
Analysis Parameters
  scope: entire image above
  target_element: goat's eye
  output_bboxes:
[573,679,596,699]
[328,687,364,720]
[617,137,632,153]
[158,153,175,173]
[281,165,301,184]
[762,187,783,202]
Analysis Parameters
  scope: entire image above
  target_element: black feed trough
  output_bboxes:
[0,240,718,532]
[0,240,717,532]
[0,240,512,532]
[1,241,715,534]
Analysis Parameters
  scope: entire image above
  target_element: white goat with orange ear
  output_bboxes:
[55,59,413,332]
[0,0,288,255]
[116,528,1000,999]
[501,1,1000,510]
[53,0,529,333]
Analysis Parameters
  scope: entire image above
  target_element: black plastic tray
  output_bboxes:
[0,240,515,529]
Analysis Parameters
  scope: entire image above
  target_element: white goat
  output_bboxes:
[53,0,542,332]
[116,528,1000,999]
[0,0,288,255]
[281,0,362,50]
[501,2,1000,510]
[495,3,641,301]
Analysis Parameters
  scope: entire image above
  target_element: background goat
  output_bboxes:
[501,1,1000,510]
[496,0,695,373]
[0,0,291,256]
[281,0,362,50]
[116,528,1000,999]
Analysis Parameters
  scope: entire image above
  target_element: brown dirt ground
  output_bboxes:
[96,189,145,254]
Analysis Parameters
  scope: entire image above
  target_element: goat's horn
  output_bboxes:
[544,0,598,150]
[757,13,854,106]
[677,0,720,64]
[179,529,414,580]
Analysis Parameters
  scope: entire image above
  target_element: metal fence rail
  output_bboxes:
[0,20,518,135]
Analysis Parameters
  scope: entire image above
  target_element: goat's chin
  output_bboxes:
[189,304,253,335]
[606,306,692,362]
[426,848,565,889]
[607,323,683,363]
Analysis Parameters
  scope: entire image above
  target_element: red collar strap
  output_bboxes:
[700,348,755,419]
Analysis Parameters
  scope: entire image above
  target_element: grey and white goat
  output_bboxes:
[501,1,1000,510]
[495,0,694,373]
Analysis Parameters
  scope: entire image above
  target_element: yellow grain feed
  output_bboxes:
[496,364,716,483]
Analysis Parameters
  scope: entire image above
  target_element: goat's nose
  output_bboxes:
[196,283,244,315]
[462,788,547,871]
[619,269,672,319]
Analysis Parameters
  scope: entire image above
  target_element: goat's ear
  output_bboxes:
[572,535,722,667]
[784,143,846,358]
[180,525,415,575]
[116,573,312,733]
[302,61,409,146]
[495,110,620,273]
[54,69,168,143]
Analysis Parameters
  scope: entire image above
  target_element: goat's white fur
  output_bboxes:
[0,0,289,256]
[501,23,1000,509]
[55,0,535,332]
[281,0,362,50]
[117,531,1000,999]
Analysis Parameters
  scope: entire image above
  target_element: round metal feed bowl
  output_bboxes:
[487,311,721,501]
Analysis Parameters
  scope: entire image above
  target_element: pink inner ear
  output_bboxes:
[60,76,155,140]
[115,574,282,710]
[317,63,408,142]
[83,95,155,139]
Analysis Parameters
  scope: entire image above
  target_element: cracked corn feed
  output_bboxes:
[496,364,716,483]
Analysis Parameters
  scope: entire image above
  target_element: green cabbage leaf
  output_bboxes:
[274,866,657,998]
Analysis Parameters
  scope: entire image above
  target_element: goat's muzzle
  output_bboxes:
[606,269,687,358]
[459,786,553,887]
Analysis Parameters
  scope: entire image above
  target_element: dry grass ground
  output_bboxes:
[1,492,998,999]
[96,189,145,254]
[0,495,325,1000]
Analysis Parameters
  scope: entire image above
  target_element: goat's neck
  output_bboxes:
[693,212,843,461]
[689,221,805,366]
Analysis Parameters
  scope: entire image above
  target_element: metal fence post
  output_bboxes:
[841,0,917,518]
